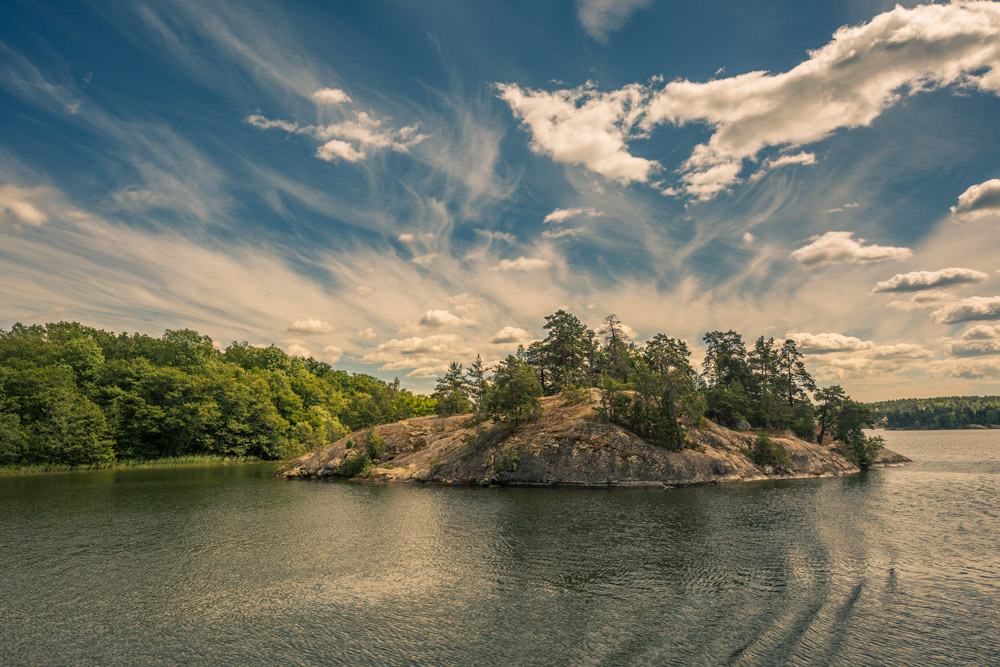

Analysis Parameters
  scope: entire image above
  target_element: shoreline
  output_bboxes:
[0,455,266,476]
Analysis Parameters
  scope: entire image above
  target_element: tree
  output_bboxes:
[834,399,884,466]
[466,355,487,409]
[481,355,543,425]
[540,309,589,391]
[600,314,636,381]
[777,339,816,407]
[815,385,847,444]
[433,362,472,416]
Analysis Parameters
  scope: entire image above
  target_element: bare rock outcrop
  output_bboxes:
[277,389,909,488]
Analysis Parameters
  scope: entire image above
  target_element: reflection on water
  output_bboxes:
[2,431,998,665]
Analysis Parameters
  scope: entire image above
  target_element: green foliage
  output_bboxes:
[481,355,543,425]
[433,362,473,416]
[834,400,885,466]
[746,434,791,472]
[335,451,373,478]
[0,321,432,468]
[488,446,520,473]
[562,385,590,405]
[364,429,386,461]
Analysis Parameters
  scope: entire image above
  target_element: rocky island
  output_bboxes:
[277,390,909,487]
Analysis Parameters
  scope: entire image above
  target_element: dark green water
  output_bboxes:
[2,431,998,666]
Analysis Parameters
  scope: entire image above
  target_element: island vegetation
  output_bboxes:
[427,310,885,469]
[0,322,434,471]
[866,396,1000,430]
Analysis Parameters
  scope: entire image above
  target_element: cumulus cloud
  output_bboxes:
[791,231,912,268]
[246,108,426,163]
[398,233,415,242]
[494,257,552,271]
[499,3,1000,197]
[490,326,532,344]
[355,327,377,341]
[543,206,603,223]
[951,179,1000,222]
[742,231,756,247]
[313,87,350,105]
[785,332,875,354]
[873,267,989,293]
[577,0,652,43]
[414,309,475,330]
[496,81,659,184]
[286,343,311,358]
[931,296,1000,324]
[361,334,473,373]
[945,323,1000,357]
[320,345,343,363]
[285,318,334,334]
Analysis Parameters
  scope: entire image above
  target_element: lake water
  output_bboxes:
[2,430,998,665]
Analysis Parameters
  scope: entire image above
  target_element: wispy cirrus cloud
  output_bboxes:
[543,206,603,223]
[576,0,652,43]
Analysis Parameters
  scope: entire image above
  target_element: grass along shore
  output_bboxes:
[0,454,268,476]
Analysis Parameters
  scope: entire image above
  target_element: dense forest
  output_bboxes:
[867,396,1000,429]
[429,310,884,468]
[0,322,434,468]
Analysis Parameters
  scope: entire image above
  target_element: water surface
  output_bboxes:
[2,431,998,665]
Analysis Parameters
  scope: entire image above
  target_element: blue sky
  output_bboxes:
[2,0,999,400]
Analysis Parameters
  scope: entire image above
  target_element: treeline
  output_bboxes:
[431,310,884,465]
[867,396,1000,429]
[0,322,435,467]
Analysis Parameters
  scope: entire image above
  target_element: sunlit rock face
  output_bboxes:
[277,390,909,487]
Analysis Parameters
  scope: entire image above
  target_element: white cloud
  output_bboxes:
[749,152,817,181]
[285,318,334,334]
[316,139,365,162]
[494,257,552,271]
[577,0,652,43]
[355,327,376,341]
[416,309,475,330]
[499,3,1000,198]
[355,285,375,297]
[496,81,659,184]
[361,334,473,373]
[398,233,415,242]
[286,343,311,358]
[785,332,876,354]
[931,296,1000,324]
[742,231,756,247]
[490,326,532,344]
[791,231,912,268]
[0,184,49,228]
[873,267,989,293]
[951,179,1000,222]
[945,324,1000,357]
[447,293,479,313]
[313,87,351,105]
[543,206,603,223]
[542,227,584,240]
[246,109,427,163]
[320,345,344,363]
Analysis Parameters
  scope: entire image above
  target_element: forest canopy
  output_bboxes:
[0,322,434,467]
[866,396,1000,429]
